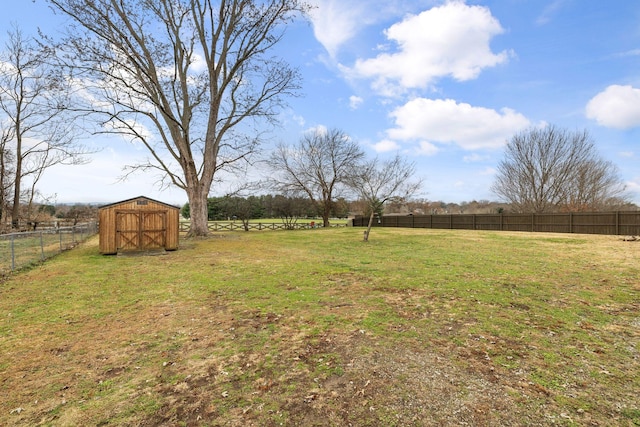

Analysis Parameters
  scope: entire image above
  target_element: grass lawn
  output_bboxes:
[0,228,638,426]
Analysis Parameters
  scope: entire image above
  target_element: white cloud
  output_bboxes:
[619,151,634,158]
[480,167,496,176]
[613,49,640,58]
[417,141,439,156]
[305,124,329,136]
[387,98,531,150]
[308,0,364,58]
[626,178,640,203]
[293,114,306,127]
[349,95,364,110]
[586,85,640,129]
[463,153,490,163]
[536,0,569,26]
[372,139,401,153]
[280,109,306,128]
[345,2,510,94]
[190,52,208,73]
[307,0,430,58]
[102,118,155,147]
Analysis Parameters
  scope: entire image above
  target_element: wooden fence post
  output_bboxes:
[569,212,573,234]
[10,234,15,271]
[531,214,535,232]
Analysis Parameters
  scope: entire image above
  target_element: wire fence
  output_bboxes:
[0,222,98,274]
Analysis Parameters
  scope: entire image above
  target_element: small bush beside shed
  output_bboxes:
[98,196,180,254]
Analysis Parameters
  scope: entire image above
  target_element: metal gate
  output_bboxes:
[116,210,167,251]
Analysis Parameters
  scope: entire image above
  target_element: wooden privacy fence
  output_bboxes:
[352,211,640,236]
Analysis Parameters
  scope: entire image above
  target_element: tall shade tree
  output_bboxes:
[48,0,310,236]
[491,126,627,213]
[347,154,422,241]
[0,26,88,229]
[267,128,365,227]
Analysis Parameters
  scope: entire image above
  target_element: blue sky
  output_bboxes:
[3,0,640,205]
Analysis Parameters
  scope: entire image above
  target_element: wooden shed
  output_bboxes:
[98,196,180,254]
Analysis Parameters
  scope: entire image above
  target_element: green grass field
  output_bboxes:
[0,228,638,426]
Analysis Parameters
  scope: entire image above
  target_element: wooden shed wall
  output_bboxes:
[99,197,180,254]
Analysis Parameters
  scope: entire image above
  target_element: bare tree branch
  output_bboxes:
[0,25,93,228]
[491,126,628,213]
[346,154,422,241]
[48,0,310,236]
[267,128,365,227]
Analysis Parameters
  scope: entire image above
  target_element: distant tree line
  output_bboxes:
[0,203,98,232]
[180,195,350,222]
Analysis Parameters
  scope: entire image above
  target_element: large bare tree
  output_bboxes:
[0,26,88,229]
[347,154,422,241]
[267,128,364,227]
[48,0,309,236]
[491,126,627,213]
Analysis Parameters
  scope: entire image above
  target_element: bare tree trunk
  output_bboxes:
[363,210,375,242]
[0,152,5,224]
[187,189,209,237]
[322,200,331,227]
[11,133,21,229]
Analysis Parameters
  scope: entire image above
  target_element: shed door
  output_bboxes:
[116,210,167,251]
